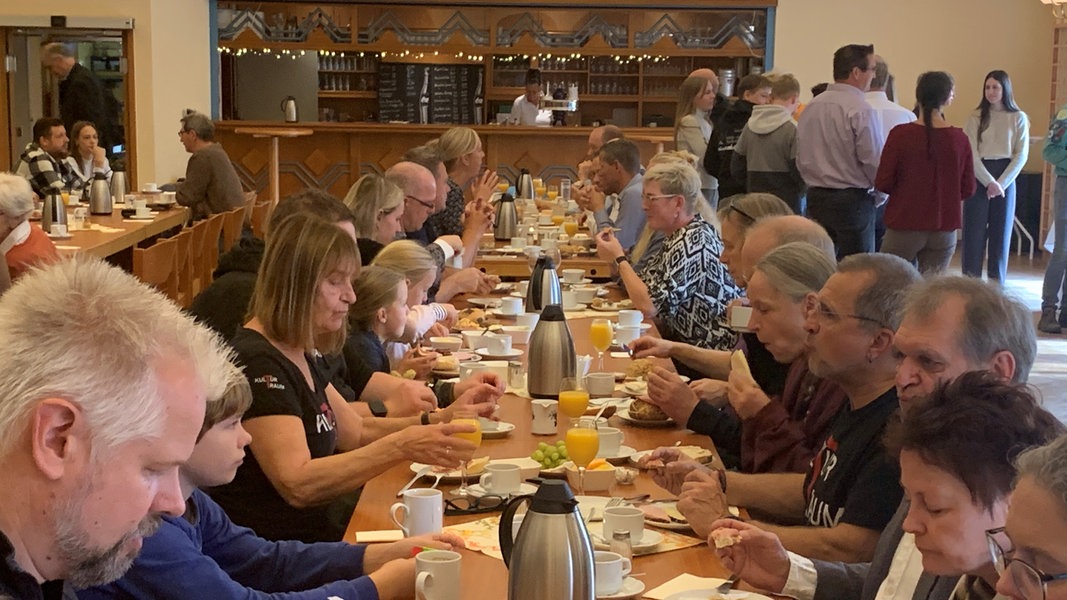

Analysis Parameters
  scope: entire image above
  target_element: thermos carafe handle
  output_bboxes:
[498,494,534,568]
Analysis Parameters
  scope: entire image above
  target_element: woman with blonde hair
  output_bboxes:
[675,75,719,208]
[346,266,410,377]
[342,173,404,264]
[425,127,499,237]
[210,212,499,543]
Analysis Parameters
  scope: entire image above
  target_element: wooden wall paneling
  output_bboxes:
[123,29,137,186]
[0,32,11,172]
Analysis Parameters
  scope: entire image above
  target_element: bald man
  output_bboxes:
[740,216,836,282]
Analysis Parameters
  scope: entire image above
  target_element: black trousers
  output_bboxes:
[806,187,876,259]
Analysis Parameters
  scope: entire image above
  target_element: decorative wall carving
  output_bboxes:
[495,13,627,48]
[358,11,490,45]
[635,13,765,49]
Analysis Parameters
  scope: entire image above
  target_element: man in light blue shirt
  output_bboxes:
[587,139,645,250]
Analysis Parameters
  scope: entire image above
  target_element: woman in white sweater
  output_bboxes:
[962,70,1030,285]
[675,75,719,209]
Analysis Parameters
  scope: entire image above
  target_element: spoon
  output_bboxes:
[397,465,432,497]
[429,471,445,490]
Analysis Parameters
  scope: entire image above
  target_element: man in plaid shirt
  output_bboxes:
[15,117,83,199]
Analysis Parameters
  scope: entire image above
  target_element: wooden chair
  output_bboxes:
[221,205,247,253]
[250,200,273,239]
[133,236,179,303]
[171,229,193,308]
[188,218,209,298]
[201,212,226,287]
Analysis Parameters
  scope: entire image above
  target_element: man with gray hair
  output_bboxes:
[40,42,118,154]
[864,56,916,250]
[0,257,236,597]
[176,112,245,221]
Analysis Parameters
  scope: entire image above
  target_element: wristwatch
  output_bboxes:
[614,255,628,266]
[368,400,388,418]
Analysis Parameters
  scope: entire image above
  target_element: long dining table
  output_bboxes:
[51,202,189,259]
[344,308,737,598]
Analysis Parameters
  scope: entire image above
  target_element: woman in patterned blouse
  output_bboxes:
[425,127,499,237]
[595,161,742,350]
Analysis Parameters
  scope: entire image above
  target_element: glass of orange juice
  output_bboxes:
[496,182,510,194]
[451,417,482,497]
[563,218,579,237]
[565,421,600,494]
[547,185,559,202]
[558,377,589,426]
[590,318,613,371]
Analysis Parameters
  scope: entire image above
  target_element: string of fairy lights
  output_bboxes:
[217,47,688,65]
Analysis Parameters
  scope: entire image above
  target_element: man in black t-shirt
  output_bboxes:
[645,253,921,564]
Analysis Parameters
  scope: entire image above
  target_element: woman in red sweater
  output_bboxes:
[0,173,59,282]
[876,71,975,274]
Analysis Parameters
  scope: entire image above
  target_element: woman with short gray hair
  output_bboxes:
[0,173,59,282]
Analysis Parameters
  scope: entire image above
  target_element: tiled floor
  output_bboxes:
[963,253,1067,423]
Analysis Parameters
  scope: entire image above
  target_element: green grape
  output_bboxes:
[532,450,544,461]
[538,442,550,451]
[556,440,566,447]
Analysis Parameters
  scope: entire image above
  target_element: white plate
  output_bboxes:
[563,303,588,311]
[466,297,503,308]
[629,446,711,467]
[126,215,156,221]
[593,529,664,552]
[597,445,636,461]
[480,420,516,439]
[598,576,645,599]
[622,381,647,396]
[640,500,692,530]
[615,408,675,428]
[664,590,773,600]
[465,482,538,498]
[410,457,541,483]
[488,308,523,317]
[46,232,73,240]
[474,348,524,359]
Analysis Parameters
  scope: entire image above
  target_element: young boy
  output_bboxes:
[77,369,462,600]
[730,73,807,215]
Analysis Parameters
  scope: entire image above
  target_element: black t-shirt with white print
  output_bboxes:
[207,327,343,543]
[801,387,902,532]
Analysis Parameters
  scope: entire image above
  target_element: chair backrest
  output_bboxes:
[250,201,273,239]
[171,229,193,308]
[133,235,179,303]
[188,217,210,298]
[221,205,247,253]
[201,212,226,287]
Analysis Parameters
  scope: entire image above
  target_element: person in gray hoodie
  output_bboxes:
[731,74,807,215]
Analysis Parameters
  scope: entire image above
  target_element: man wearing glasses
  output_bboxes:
[796,44,884,259]
[176,112,245,221]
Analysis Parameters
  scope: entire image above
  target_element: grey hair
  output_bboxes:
[902,275,1036,383]
[755,242,837,302]
[0,173,35,221]
[0,257,237,460]
[372,239,437,283]
[343,173,404,239]
[41,42,75,60]
[836,253,921,331]
[716,193,793,234]
[643,161,702,215]
[180,112,215,141]
[1015,435,1067,519]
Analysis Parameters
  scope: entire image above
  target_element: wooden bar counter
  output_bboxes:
[214,122,672,203]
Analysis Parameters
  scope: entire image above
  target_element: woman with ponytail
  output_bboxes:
[875,71,975,274]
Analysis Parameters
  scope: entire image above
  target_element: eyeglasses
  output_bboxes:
[641,193,678,203]
[814,300,885,329]
[444,494,506,516]
[988,527,1067,600]
[405,195,435,210]
[726,203,756,224]
[177,128,191,137]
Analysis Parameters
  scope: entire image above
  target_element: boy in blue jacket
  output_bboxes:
[77,372,463,600]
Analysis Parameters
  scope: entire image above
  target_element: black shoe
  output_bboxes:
[1039,308,1063,334]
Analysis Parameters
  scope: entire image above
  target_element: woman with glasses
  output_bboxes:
[425,127,498,238]
[595,160,741,352]
[209,213,499,543]
[993,434,1067,600]
[342,173,405,265]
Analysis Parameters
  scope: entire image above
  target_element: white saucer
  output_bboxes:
[563,303,588,311]
[474,348,524,359]
[126,215,155,221]
[598,577,645,599]
[46,232,73,240]
[593,529,664,552]
[562,278,593,285]
[466,297,503,308]
[465,482,537,498]
[596,445,636,461]
[488,309,523,318]
[480,420,516,439]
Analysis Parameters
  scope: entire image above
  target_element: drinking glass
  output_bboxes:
[589,318,613,371]
[496,182,510,194]
[451,418,482,497]
[547,185,559,202]
[566,421,599,495]
[563,218,579,237]
[558,376,589,426]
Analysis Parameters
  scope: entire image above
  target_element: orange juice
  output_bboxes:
[547,190,559,201]
[61,191,70,205]
[563,220,579,236]
[535,186,547,199]
[558,390,590,419]
[566,427,600,468]
[496,182,509,193]
[451,418,482,448]
[551,215,565,226]
[589,320,613,353]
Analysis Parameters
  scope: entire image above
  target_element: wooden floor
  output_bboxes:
[957,251,1067,423]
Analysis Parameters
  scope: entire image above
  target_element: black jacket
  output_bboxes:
[188,236,264,341]
[704,99,756,199]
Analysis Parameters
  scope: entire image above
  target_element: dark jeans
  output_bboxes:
[962,158,1015,285]
[806,187,876,259]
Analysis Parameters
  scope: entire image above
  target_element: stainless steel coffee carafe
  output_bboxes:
[526,254,561,313]
[499,480,595,600]
[88,173,113,215]
[516,168,535,200]
[42,190,67,233]
[494,193,519,240]
[526,304,576,399]
[109,170,128,203]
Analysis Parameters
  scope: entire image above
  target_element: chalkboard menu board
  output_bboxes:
[378,63,484,124]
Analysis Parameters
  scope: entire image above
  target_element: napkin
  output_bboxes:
[354,530,405,543]
[645,574,729,599]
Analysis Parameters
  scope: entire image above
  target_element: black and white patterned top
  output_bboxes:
[425,178,466,237]
[643,215,741,350]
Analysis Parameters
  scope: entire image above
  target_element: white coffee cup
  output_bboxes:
[135,207,153,219]
[586,372,615,397]
[531,399,558,435]
[481,360,510,383]
[500,296,523,316]
[50,223,68,237]
[510,236,527,249]
[561,290,578,309]
[515,281,530,297]
[161,191,177,204]
[572,286,598,304]
[416,550,461,600]
[538,214,552,225]
[594,551,633,596]
[484,333,512,355]
[617,309,643,327]
[603,506,645,544]
[515,311,539,329]
[459,361,487,379]
[140,182,158,193]
[132,198,148,211]
[479,463,522,495]
[390,488,443,537]
[597,427,624,458]
[562,268,585,283]
[615,326,641,347]
[731,305,754,331]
